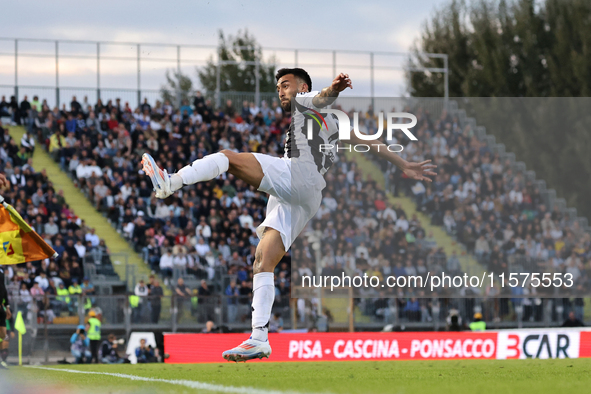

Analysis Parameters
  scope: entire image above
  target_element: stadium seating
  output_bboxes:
[2,93,589,330]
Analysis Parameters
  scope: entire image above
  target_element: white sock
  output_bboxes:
[250,272,275,342]
[170,174,183,191]
[176,152,229,188]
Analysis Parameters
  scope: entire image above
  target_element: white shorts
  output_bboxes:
[253,153,324,251]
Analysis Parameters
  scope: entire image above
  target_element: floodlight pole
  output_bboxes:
[55,41,59,107]
[137,44,141,108]
[215,50,221,109]
[255,59,260,107]
[176,45,181,108]
[332,50,336,78]
[97,42,100,102]
[14,39,18,101]
[370,52,374,108]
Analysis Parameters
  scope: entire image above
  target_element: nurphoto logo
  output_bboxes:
[299,102,418,152]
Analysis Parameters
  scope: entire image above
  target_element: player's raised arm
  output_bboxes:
[341,132,437,182]
[312,73,352,108]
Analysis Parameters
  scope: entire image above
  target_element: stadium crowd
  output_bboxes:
[1,91,589,326]
[0,113,105,323]
[376,106,590,322]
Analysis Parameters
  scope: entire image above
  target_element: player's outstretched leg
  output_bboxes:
[142,150,263,198]
[222,228,285,362]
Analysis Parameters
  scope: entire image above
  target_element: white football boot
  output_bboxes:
[222,337,272,362]
[141,153,173,199]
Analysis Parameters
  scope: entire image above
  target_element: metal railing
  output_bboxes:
[8,294,293,330]
[0,37,449,109]
[7,293,591,362]
[9,292,590,333]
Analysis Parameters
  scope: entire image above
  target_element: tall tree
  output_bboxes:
[160,70,193,106]
[408,0,591,97]
[409,0,591,219]
[407,0,472,97]
[197,29,277,96]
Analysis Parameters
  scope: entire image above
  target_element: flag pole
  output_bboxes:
[18,332,22,366]
[14,311,26,366]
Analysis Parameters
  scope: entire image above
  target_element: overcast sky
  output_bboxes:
[1,0,448,104]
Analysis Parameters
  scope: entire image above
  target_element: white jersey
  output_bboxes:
[284,91,339,175]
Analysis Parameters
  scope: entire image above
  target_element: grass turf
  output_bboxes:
[5,359,591,394]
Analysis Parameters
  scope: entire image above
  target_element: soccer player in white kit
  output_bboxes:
[142,68,436,362]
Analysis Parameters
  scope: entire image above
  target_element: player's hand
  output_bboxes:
[402,160,437,182]
[331,73,352,93]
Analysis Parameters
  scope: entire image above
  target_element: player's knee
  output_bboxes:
[220,150,237,169]
[253,257,265,275]
[219,149,236,160]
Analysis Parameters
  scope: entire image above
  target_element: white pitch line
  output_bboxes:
[27,366,318,394]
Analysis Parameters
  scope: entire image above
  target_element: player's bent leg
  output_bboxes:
[222,228,286,362]
[251,227,287,274]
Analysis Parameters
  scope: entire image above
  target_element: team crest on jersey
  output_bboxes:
[2,241,14,256]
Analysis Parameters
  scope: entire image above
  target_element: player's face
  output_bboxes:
[276,74,306,111]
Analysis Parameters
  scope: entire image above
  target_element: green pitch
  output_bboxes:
[5,358,591,394]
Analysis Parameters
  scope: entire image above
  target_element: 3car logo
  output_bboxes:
[497,331,579,359]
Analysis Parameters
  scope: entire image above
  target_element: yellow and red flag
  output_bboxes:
[0,195,58,264]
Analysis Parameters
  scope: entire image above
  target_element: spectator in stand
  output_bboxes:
[159,248,174,285]
[225,279,240,323]
[174,278,191,322]
[68,278,83,310]
[34,271,49,291]
[562,311,584,327]
[81,277,95,304]
[150,280,163,324]
[0,95,9,117]
[85,228,100,248]
[134,279,149,321]
[269,312,284,333]
[17,282,32,318]
[197,279,214,323]
[201,320,217,333]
